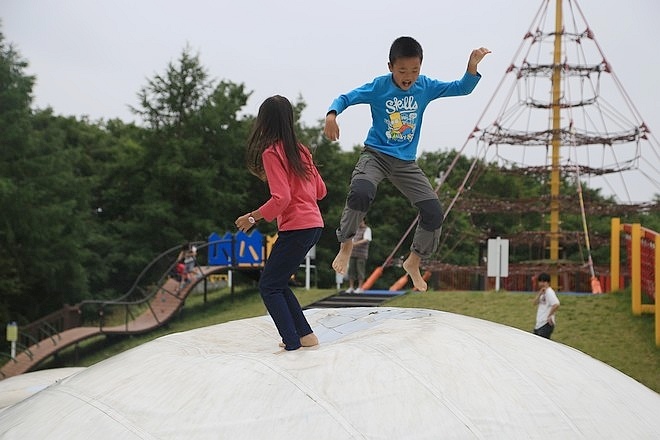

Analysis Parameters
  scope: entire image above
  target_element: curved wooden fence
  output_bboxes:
[0,266,231,380]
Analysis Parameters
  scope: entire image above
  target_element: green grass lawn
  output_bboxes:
[42,287,659,393]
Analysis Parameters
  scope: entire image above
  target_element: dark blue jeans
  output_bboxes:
[259,227,322,350]
[533,323,555,339]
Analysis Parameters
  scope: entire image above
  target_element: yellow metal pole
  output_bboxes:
[631,223,641,316]
[655,233,659,346]
[610,217,620,292]
[549,0,563,288]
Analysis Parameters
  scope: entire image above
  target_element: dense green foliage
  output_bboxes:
[0,29,657,328]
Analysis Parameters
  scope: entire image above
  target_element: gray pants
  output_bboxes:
[336,148,443,259]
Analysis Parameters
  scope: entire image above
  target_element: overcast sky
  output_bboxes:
[2,0,659,202]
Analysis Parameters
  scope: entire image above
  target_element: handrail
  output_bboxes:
[1,235,255,379]
[0,353,18,364]
[80,239,219,309]
[39,321,62,345]
[78,240,211,330]
[86,239,238,333]
[4,242,200,367]
[0,353,17,379]
[15,343,33,361]
[78,243,191,307]
[19,331,40,350]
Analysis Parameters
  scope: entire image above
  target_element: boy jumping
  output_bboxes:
[324,36,490,291]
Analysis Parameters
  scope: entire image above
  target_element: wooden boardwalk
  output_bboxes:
[0,267,231,380]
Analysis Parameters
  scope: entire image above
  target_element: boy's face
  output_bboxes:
[388,56,421,91]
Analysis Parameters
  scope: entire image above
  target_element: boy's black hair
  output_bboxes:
[389,36,423,64]
[538,272,551,282]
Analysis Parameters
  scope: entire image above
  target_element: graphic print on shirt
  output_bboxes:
[384,96,418,142]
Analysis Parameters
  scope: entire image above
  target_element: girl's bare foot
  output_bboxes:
[278,333,319,348]
[332,241,353,274]
[403,253,428,291]
[300,333,318,347]
[274,347,301,354]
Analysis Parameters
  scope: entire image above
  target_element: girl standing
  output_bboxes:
[235,95,327,351]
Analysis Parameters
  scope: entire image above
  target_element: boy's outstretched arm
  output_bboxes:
[324,111,340,141]
[467,47,492,74]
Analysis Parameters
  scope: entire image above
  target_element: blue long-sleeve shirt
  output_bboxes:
[328,71,481,160]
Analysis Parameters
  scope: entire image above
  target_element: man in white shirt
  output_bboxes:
[533,272,560,339]
[346,219,372,294]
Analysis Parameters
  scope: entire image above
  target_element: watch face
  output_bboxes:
[248,216,256,224]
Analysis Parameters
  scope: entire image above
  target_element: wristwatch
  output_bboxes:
[248,214,256,224]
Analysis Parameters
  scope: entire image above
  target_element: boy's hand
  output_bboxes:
[467,47,491,74]
[324,113,340,141]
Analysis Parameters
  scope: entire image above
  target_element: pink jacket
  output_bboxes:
[258,142,326,231]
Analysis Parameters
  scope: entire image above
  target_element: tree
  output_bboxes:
[0,30,35,323]
[0,32,99,321]
[132,45,213,134]
[129,47,254,256]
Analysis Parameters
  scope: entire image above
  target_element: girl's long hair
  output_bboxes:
[246,95,311,181]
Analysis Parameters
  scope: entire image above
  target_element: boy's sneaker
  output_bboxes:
[346,287,354,294]
[354,288,364,294]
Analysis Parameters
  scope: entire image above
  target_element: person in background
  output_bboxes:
[346,218,372,294]
[235,95,327,351]
[532,272,560,339]
[183,244,197,282]
[176,242,198,285]
[176,260,186,288]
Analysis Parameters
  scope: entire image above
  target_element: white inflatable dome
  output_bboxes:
[1,307,659,439]
[0,367,85,411]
